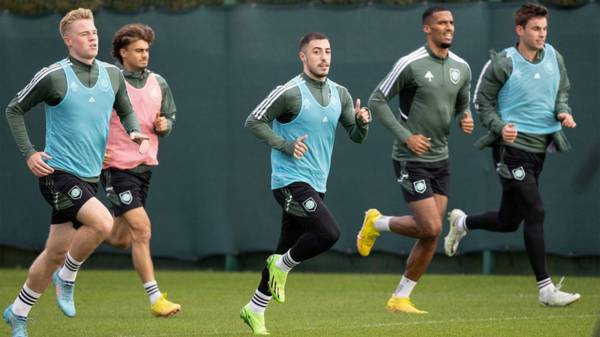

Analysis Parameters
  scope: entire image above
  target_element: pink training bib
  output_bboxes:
[104,72,162,169]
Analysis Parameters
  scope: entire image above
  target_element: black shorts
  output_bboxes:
[101,168,152,217]
[272,182,326,218]
[393,159,450,203]
[493,145,545,190]
[39,170,98,229]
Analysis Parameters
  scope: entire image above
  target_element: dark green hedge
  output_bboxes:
[0,0,593,15]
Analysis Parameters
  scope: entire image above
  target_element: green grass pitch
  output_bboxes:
[1,270,599,336]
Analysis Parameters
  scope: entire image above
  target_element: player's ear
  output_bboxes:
[515,25,524,37]
[423,24,431,35]
[299,50,306,63]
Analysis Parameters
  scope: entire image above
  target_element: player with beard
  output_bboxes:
[356,6,473,314]
[240,32,370,335]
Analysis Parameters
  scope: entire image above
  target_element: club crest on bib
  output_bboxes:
[302,197,317,212]
[99,77,110,92]
[512,166,526,181]
[119,190,133,205]
[413,180,427,194]
[68,186,82,200]
[150,87,162,101]
[544,60,555,75]
[449,68,460,85]
[329,94,340,110]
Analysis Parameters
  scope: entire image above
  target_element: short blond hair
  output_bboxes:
[59,8,94,37]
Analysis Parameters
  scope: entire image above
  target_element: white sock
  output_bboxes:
[12,284,41,317]
[58,252,83,283]
[276,250,299,273]
[393,275,417,298]
[374,216,391,232]
[144,280,162,304]
[537,278,553,293]
[456,215,467,232]
[247,289,271,314]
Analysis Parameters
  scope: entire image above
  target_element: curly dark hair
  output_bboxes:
[514,3,549,27]
[111,23,155,63]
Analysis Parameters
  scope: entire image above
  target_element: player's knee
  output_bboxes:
[529,203,545,222]
[131,225,151,244]
[45,250,67,266]
[501,220,520,232]
[320,224,340,246]
[498,212,522,232]
[112,237,132,249]
[87,214,113,240]
[420,220,442,239]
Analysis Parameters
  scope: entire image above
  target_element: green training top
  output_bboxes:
[245,72,369,155]
[5,56,140,161]
[473,44,571,153]
[369,45,472,162]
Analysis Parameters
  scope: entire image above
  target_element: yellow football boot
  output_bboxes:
[356,209,382,256]
[386,296,428,314]
[151,293,181,317]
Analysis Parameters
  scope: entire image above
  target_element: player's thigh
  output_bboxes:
[39,170,99,229]
[273,182,338,237]
[121,207,152,235]
[76,197,113,234]
[408,197,443,236]
[433,194,448,220]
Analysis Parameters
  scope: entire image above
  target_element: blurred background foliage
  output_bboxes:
[0,0,594,14]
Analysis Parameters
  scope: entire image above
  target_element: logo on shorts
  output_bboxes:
[449,68,461,85]
[512,167,526,181]
[413,180,427,194]
[119,191,133,205]
[302,197,317,212]
[68,186,82,200]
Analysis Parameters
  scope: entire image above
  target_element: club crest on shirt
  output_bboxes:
[119,190,133,205]
[544,60,555,75]
[150,87,162,101]
[512,166,526,181]
[413,180,427,194]
[302,98,312,109]
[329,93,340,109]
[68,186,82,200]
[449,68,460,85]
[302,197,317,212]
[70,81,79,92]
[99,78,110,91]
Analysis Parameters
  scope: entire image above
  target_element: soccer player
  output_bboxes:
[356,6,473,314]
[101,23,180,317]
[240,32,370,335]
[3,8,147,337]
[444,3,580,307]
